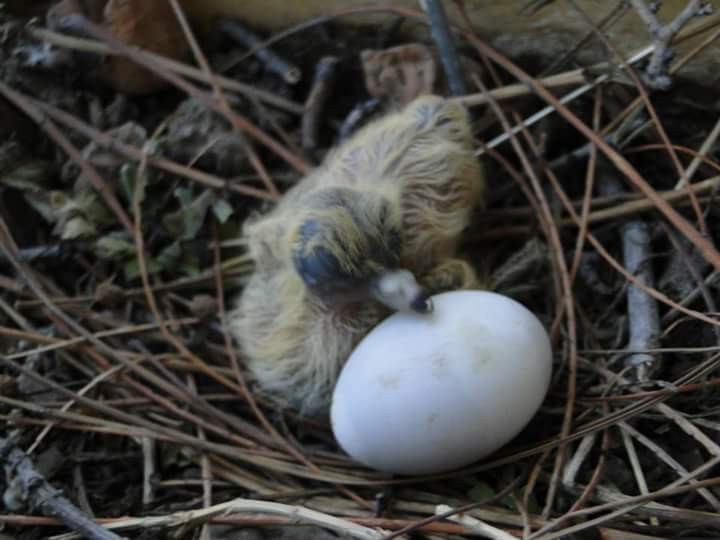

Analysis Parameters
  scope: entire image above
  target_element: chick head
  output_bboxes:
[289,187,432,313]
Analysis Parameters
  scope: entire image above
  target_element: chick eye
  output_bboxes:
[294,245,343,286]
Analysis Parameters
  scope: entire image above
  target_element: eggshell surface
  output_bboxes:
[330,290,552,475]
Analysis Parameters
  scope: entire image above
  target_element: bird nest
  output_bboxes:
[2,2,720,539]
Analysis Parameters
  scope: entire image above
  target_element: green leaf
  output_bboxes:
[119,163,150,205]
[173,186,194,206]
[155,241,182,270]
[163,189,216,240]
[212,199,233,223]
[179,244,202,277]
[22,192,55,223]
[0,162,52,191]
[95,234,136,260]
[61,216,96,239]
[76,192,113,227]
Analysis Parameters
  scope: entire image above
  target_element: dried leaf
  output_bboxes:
[162,97,249,176]
[188,294,218,319]
[361,43,436,108]
[25,122,152,241]
[93,277,125,306]
[47,0,188,94]
[67,122,148,191]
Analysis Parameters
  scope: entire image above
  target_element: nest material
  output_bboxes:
[2,1,720,539]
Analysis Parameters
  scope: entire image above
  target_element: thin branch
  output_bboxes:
[598,173,659,378]
[53,14,309,174]
[52,498,386,540]
[218,18,301,84]
[676,113,720,188]
[419,0,466,95]
[435,505,516,540]
[0,436,124,540]
[629,0,711,88]
[27,27,303,114]
[302,55,339,152]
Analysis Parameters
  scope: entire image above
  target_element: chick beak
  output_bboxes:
[370,270,434,314]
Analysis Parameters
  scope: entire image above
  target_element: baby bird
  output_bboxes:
[230,96,484,414]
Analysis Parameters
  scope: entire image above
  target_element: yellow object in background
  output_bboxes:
[179,0,720,84]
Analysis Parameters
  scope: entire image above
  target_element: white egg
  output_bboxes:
[330,290,552,475]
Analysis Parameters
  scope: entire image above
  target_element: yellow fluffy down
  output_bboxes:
[229,96,485,414]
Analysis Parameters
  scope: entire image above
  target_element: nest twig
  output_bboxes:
[3,1,720,538]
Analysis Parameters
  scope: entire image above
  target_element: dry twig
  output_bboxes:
[419,0,466,95]
[302,55,339,152]
[629,0,712,89]
[218,18,302,84]
[0,435,124,540]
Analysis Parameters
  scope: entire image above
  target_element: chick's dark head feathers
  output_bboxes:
[290,187,429,312]
[291,187,399,291]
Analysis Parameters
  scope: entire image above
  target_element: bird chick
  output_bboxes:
[230,95,484,414]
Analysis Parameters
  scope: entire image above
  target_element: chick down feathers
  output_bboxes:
[230,95,484,414]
